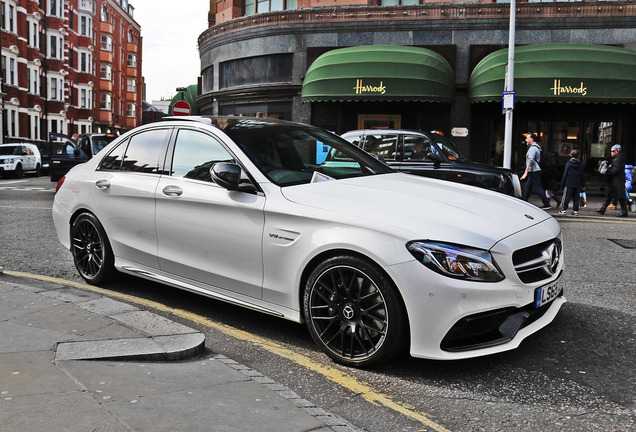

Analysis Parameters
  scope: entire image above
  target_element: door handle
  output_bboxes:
[162,185,183,197]
[95,179,110,190]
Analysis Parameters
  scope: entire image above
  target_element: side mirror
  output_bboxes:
[210,162,257,193]
[427,152,443,167]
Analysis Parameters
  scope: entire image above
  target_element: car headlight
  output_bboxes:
[406,241,504,282]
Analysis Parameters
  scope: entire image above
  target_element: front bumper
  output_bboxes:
[388,220,564,360]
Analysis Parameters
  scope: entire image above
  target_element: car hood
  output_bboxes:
[280,173,551,249]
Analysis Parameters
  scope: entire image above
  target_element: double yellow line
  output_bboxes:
[5,270,452,432]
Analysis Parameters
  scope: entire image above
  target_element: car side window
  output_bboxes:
[171,129,235,182]
[403,135,434,161]
[99,140,127,170]
[120,129,170,173]
[362,134,398,160]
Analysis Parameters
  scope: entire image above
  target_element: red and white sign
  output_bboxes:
[172,100,191,116]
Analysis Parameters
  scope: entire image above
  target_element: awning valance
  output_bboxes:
[301,45,455,103]
[468,44,636,104]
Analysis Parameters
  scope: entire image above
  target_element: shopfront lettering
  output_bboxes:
[354,79,387,95]
[550,79,587,96]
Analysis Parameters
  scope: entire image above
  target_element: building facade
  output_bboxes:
[197,0,636,173]
[0,0,142,148]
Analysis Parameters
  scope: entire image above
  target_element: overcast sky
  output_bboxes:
[133,0,210,103]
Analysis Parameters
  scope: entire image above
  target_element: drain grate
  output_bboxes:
[609,239,636,249]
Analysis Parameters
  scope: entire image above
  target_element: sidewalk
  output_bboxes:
[0,272,358,432]
[525,182,634,219]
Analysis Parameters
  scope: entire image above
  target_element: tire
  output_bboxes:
[35,164,41,177]
[70,213,116,285]
[13,164,23,179]
[303,255,408,367]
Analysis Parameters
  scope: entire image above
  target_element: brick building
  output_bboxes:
[198,0,636,172]
[0,0,142,148]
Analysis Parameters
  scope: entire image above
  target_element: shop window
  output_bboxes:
[220,54,292,89]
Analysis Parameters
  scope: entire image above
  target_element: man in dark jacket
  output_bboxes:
[558,149,586,216]
[597,144,628,217]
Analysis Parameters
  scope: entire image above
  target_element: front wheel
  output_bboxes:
[303,255,408,368]
[70,213,116,284]
[13,164,23,179]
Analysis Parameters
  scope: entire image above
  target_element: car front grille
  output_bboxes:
[512,238,562,284]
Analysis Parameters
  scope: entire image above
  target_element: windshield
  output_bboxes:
[0,146,20,156]
[431,133,469,162]
[214,118,393,186]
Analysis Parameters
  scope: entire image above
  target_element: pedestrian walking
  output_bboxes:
[597,144,629,217]
[558,149,585,216]
[520,133,551,209]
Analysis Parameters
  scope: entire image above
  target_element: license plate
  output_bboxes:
[535,276,562,308]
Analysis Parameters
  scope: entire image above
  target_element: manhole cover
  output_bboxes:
[608,239,636,249]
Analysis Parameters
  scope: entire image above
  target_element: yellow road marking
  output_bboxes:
[4,270,452,432]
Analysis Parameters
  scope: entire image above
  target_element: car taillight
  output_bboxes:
[55,176,66,194]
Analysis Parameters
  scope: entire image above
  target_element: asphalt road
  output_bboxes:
[1,175,634,432]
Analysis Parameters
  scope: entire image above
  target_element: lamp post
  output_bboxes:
[503,0,516,170]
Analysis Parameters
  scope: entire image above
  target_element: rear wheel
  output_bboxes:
[70,213,116,284]
[303,255,407,367]
[34,163,41,177]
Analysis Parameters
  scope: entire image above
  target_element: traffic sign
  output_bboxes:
[172,100,191,116]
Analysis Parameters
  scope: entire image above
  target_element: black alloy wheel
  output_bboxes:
[304,255,407,367]
[71,213,116,284]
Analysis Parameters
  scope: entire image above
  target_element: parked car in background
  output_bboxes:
[341,129,521,197]
[0,143,42,178]
[53,116,564,367]
[49,132,117,182]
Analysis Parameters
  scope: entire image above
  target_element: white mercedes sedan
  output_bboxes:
[52,116,565,367]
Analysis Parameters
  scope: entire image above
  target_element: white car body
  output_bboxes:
[52,117,565,365]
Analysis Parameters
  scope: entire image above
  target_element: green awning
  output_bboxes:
[469,44,636,104]
[302,45,455,103]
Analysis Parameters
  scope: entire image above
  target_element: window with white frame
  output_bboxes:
[79,50,92,73]
[1,1,17,33]
[48,33,63,59]
[48,0,62,16]
[29,113,41,140]
[78,86,92,108]
[100,35,112,51]
[8,107,18,137]
[101,4,108,22]
[2,54,17,86]
[27,65,41,94]
[100,64,112,80]
[100,93,112,110]
[48,115,66,135]
[126,78,136,92]
[79,14,91,36]
[127,54,136,68]
[127,103,136,118]
[26,19,40,48]
[48,74,64,101]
